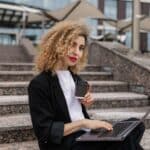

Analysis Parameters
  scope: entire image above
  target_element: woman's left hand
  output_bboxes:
[80,92,94,107]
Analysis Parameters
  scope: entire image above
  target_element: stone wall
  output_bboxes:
[88,41,150,96]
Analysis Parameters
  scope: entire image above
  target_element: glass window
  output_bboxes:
[0,35,3,44]
[1,0,70,10]
[85,0,98,35]
[126,1,132,18]
[0,34,15,45]
[0,0,99,41]
[125,31,132,48]
[124,1,132,48]
[147,33,150,52]
[104,0,117,19]
[102,0,117,36]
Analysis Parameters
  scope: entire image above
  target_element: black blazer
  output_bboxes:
[28,70,90,150]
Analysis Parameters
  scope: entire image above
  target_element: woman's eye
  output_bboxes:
[72,42,76,48]
[79,46,85,51]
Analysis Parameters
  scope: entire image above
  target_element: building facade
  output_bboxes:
[98,0,150,52]
[0,0,149,52]
[0,0,98,45]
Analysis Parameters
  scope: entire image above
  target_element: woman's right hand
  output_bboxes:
[64,119,113,136]
[83,119,113,131]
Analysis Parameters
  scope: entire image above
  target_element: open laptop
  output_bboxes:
[76,109,150,142]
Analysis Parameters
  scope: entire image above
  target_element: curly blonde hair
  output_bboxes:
[36,20,90,74]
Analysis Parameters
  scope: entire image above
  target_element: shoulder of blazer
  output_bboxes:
[29,71,53,89]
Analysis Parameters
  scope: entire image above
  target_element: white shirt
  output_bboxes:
[56,70,85,122]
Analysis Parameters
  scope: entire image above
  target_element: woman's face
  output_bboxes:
[64,36,86,67]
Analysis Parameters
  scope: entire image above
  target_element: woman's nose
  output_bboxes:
[74,47,80,54]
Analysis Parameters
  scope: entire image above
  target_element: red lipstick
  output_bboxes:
[68,56,78,62]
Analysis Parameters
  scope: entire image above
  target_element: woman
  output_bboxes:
[28,20,145,150]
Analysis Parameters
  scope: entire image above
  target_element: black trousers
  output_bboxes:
[71,118,145,150]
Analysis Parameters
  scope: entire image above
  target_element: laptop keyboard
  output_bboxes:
[97,121,133,137]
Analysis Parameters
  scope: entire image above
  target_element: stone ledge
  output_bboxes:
[0,81,128,96]
[0,140,38,150]
[90,92,149,108]
[0,92,147,106]
[80,72,112,75]
[0,71,112,76]
[0,112,149,147]
[0,95,27,105]
[80,72,113,81]
[89,110,150,121]
[0,113,31,131]
[0,92,148,114]
[0,71,113,81]
[0,63,34,66]
[88,107,150,128]
[0,71,35,75]
[89,80,127,86]
[0,63,103,72]
[88,107,150,117]
[89,81,128,92]
[89,42,150,96]
[0,81,126,87]
[92,92,148,100]
[0,82,28,87]
[0,129,149,150]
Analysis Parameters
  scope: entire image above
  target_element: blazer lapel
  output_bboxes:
[69,71,77,83]
[51,73,71,122]
[70,71,90,119]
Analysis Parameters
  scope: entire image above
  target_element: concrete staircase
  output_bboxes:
[0,63,149,150]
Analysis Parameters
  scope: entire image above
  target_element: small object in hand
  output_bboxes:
[75,80,89,99]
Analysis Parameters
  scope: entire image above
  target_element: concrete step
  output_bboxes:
[0,71,113,81]
[84,65,102,71]
[0,92,148,116]
[0,140,38,150]
[0,80,128,96]
[0,95,29,115]
[0,129,149,150]
[0,63,104,72]
[88,107,150,128]
[0,82,28,95]
[89,81,128,92]
[0,71,34,81]
[80,72,113,81]
[0,63,34,71]
[0,113,35,144]
[90,92,149,109]
[0,130,149,150]
[0,112,149,149]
